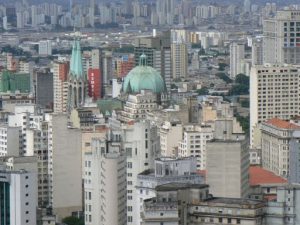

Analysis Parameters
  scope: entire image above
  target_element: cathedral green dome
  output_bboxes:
[123,54,166,94]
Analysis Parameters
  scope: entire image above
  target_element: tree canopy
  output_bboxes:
[62,216,84,225]
[197,87,209,95]
[216,72,232,83]
[228,74,249,95]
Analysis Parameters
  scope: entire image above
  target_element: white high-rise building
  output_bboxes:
[230,42,245,79]
[263,10,300,64]
[244,0,251,13]
[84,138,126,225]
[178,124,214,170]
[121,120,160,225]
[252,38,263,65]
[47,114,82,220]
[0,125,21,157]
[0,168,38,225]
[3,16,8,30]
[17,12,25,28]
[160,121,183,157]
[250,64,300,147]
[39,40,52,56]
[31,5,38,27]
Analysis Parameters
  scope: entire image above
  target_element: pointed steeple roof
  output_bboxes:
[70,38,84,79]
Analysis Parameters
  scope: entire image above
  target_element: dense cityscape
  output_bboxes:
[1,0,300,225]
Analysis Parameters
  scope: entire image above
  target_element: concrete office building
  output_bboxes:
[252,38,263,65]
[136,157,203,224]
[263,10,300,64]
[250,64,300,147]
[230,42,245,79]
[206,139,249,198]
[36,69,54,109]
[0,125,21,157]
[142,183,210,225]
[171,42,188,79]
[266,184,300,225]
[84,138,126,225]
[120,120,160,225]
[178,124,214,169]
[8,105,39,154]
[52,60,69,113]
[261,118,300,178]
[0,168,38,225]
[160,121,183,157]
[39,40,52,56]
[26,121,50,208]
[47,114,82,220]
[289,128,300,183]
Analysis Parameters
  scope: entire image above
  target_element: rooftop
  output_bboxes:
[203,197,264,207]
[249,166,287,186]
[156,183,209,192]
[264,118,300,130]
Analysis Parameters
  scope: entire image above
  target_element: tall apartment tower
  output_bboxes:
[252,38,263,65]
[250,64,300,147]
[108,119,160,225]
[171,42,188,79]
[0,168,37,225]
[84,138,126,225]
[47,114,82,220]
[52,60,69,113]
[244,0,251,13]
[263,10,300,64]
[133,31,172,91]
[230,42,245,79]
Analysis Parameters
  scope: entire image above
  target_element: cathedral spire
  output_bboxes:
[70,38,84,79]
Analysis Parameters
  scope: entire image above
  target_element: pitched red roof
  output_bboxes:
[249,166,287,186]
[265,118,300,129]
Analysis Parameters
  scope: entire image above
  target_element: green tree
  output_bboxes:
[235,74,249,85]
[191,43,201,48]
[240,99,250,108]
[228,85,249,95]
[235,114,250,134]
[171,84,178,89]
[197,87,209,95]
[62,216,84,225]
[218,63,228,71]
[228,74,250,95]
[216,72,232,83]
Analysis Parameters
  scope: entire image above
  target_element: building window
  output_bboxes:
[228,218,232,223]
[237,219,241,224]
[89,192,92,200]
[128,216,133,222]
[219,218,222,223]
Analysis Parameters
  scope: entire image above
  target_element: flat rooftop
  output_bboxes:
[156,183,209,192]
